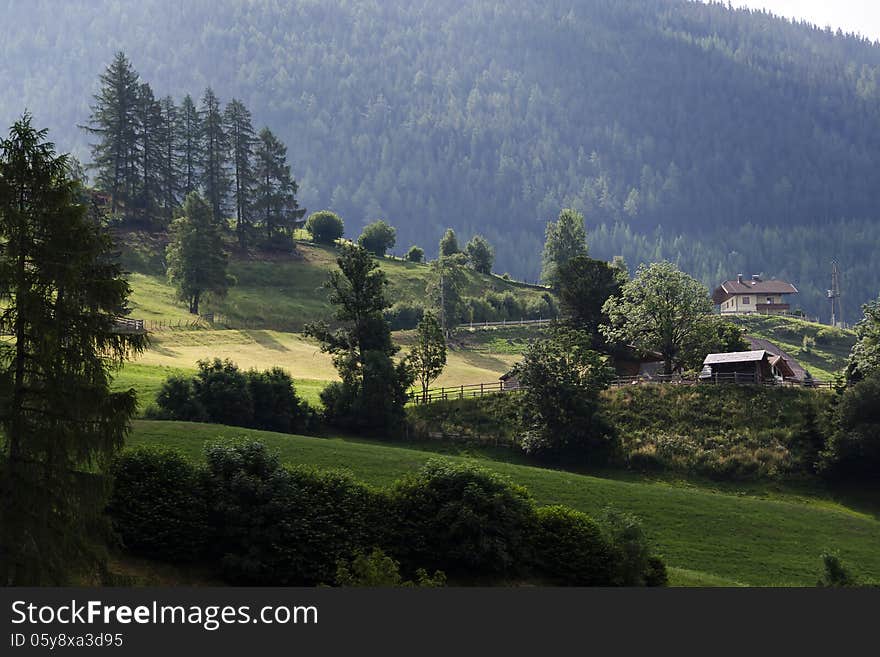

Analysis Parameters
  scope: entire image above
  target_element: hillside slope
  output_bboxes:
[127,419,880,586]
[119,233,553,330]
[3,1,880,314]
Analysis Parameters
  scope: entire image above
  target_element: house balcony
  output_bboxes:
[756,303,790,315]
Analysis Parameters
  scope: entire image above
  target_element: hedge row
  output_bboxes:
[109,443,666,586]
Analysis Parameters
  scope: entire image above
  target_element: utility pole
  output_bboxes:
[827,259,843,327]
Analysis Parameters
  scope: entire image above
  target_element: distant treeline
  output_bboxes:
[5,1,880,314]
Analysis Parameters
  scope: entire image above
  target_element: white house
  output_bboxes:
[712,274,798,315]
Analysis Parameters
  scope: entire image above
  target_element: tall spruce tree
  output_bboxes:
[133,82,163,225]
[224,99,257,249]
[166,192,234,315]
[199,88,230,226]
[82,51,140,216]
[254,127,305,249]
[157,95,180,226]
[179,94,202,198]
[0,116,147,584]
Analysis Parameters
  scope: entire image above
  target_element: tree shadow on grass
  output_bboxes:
[242,329,290,352]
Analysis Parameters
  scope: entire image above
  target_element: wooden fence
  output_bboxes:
[408,373,831,405]
[458,317,555,330]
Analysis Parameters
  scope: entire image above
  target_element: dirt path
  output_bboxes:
[746,336,807,380]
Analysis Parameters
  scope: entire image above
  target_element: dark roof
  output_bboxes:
[714,279,798,303]
[768,355,796,378]
[703,350,767,365]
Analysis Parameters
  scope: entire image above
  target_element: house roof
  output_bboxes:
[714,278,798,300]
[768,354,796,378]
[703,350,767,365]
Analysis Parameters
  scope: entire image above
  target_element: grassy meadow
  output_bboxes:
[127,419,880,587]
[732,315,855,380]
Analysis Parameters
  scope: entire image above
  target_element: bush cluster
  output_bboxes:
[109,446,666,586]
[151,359,317,434]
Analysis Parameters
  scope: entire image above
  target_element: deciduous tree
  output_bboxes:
[600,261,714,374]
[408,312,447,402]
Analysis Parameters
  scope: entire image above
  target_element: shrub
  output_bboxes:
[193,358,254,427]
[389,458,535,576]
[335,548,446,587]
[599,507,667,586]
[155,361,313,434]
[305,210,345,244]
[820,373,880,479]
[405,245,424,263]
[108,449,208,562]
[384,302,424,330]
[246,367,306,433]
[155,374,204,421]
[203,442,386,585]
[531,506,614,585]
[817,551,857,587]
[357,219,397,256]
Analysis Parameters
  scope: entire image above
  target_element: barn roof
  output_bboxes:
[703,350,767,365]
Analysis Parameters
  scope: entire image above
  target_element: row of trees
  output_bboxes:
[84,52,304,248]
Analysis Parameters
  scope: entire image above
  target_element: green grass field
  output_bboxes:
[127,419,880,587]
[120,233,551,331]
[732,315,855,380]
[114,328,521,411]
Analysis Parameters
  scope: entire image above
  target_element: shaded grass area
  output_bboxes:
[731,315,855,380]
[127,419,880,586]
[118,329,520,411]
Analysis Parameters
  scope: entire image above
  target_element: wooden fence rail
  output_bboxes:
[408,373,831,405]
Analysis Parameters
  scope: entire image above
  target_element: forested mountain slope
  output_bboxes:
[3,0,880,318]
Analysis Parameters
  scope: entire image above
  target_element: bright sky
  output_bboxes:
[730,1,880,42]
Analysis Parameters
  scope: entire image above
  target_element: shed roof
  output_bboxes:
[703,350,767,365]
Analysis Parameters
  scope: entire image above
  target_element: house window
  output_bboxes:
[742,296,750,305]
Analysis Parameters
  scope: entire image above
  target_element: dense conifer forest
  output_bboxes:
[3,0,880,318]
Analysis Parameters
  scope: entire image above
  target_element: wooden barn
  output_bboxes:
[701,350,795,383]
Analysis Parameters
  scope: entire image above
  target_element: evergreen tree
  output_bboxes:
[254,127,305,249]
[166,192,234,315]
[224,99,257,249]
[178,94,201,198]
[439,228,460,257]
[199,87,230,226]
[133,82,163,225]
[304,244,413,433]
[0,116,147,584]
[157,95,180,226]
[541,208,588,288]
[82,51,140,216]
[465,234,494,274]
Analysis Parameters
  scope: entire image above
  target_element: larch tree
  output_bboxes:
[254,127,305,249]
[224,99,257,249]
[157,95,181,226]
[82,51,141,216]
[0,116,147,584]
[133,82,163,225]
[166,192,234,315]
[179,94,202,198]
[540,208,588,288]
[199,88,230,227]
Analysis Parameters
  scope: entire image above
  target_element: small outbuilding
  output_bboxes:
[701,350,794,383]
